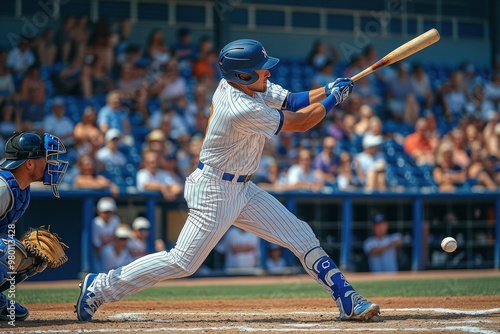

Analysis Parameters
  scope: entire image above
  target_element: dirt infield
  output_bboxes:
[4,270,500,333]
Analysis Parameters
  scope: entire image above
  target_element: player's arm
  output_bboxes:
[281,78,353,132]
[282,78,352,112]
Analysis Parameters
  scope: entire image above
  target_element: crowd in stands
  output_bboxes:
[1,17,500,197]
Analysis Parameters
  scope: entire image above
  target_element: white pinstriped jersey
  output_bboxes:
[199,79,288,174]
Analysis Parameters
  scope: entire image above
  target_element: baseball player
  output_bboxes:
[76,39,380,321]
[0,131,68,321]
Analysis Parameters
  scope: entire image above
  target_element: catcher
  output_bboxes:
[0,131,69,321]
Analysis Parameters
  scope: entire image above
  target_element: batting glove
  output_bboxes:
[324,78,354,104]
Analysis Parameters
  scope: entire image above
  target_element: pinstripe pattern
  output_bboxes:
[89,78,333,304]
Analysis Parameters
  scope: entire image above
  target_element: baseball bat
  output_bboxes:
[350,28,440,82]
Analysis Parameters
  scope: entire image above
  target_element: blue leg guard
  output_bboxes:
[0,238,30,321]
[304,247,380,320]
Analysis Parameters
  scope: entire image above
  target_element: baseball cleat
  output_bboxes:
[75,273,103,321]
[336,290,380,321]
[0,293,29,321]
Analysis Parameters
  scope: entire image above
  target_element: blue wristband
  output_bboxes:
[319,94,338,114]
[284,91,310,112]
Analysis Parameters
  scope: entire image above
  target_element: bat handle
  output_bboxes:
[351,67,373,82]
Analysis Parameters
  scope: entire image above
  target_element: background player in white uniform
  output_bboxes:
[76,39,380,322]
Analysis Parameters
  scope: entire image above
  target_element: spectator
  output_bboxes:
[257,156,288,192]
[97,90,132,144]
[312,136,339,184]
[307,39,330,70]
[464,83,495,121]
[16,78,45,133]
[363,214,403,273]
[144,28,170,69]
[192,36,218,87]
[87,18,115,71]
[285,148,324,192]
[31,28,57,66]
[342,92,363,116]
[152,60,187,103]
[70,15,90,62]
[170,27,197,67]
[43,97,75,147]
[0,100,17,140]
[143,128,177,166]
[449,129,470,168]
[215,226,261,274]
[432,140,467,191]
[443,71,469,122]
[91,197,121,258]
[487,121,500,158]
[410,63,432,109]
[74,106,104,156]
[355,134,386,191]
[483,111,500,155]
[73,153,120,196]
[96,128,127,169]
[100,224,134,272]
[337,152,361,190]
[53,55,83,96]
[6,38,35,74]
[128,217,151,259]
[265,244,288,275]
[54,16,76,64]
[386,63,418,123]
[352,76,381,110]
[20,65,45,101]
[116,62,143,97]
[136,150,183,201]
[466,141,497,190]
[0,50,15,100]
[354,105,374,136]
[484,70,500,110]
[343,55,363,78]
[404,118,437,166]
[311,60,335,89]
[163,152,185,183]
[81,55,114,98]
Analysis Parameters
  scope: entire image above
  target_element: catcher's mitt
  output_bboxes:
[20,226,69,269]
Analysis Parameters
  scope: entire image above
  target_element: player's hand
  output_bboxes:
[325,78,354,104]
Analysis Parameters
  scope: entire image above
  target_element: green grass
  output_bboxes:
[14,277,500,304]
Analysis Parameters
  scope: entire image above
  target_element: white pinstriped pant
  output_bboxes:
[93,165,322,302]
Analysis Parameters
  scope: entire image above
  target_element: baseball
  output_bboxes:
[441,237,457,253]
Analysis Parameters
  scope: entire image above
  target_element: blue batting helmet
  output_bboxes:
[218,39,279,85]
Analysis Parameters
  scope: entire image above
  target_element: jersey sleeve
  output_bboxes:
[261,81,289,109]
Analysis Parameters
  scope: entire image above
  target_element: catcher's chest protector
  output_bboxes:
[0,170,31,235]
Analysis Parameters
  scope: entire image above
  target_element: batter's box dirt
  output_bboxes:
[3,296,500,333]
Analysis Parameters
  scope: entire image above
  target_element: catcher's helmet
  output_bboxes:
[0,132,68,197]
[0,132,46,170]
[218,39,279,85]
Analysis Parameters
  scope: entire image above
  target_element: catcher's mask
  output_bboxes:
[0,132,68,198]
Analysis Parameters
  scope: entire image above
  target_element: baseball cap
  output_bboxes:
[132,217,151,230]
[363,134,383,149]
[0,132,45,170]
[105,128,122,142]
[146,129,166,142]
[115,225,132,239]
[97,197,117,212]
[51,97,65,107]
[372,214,386,224]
